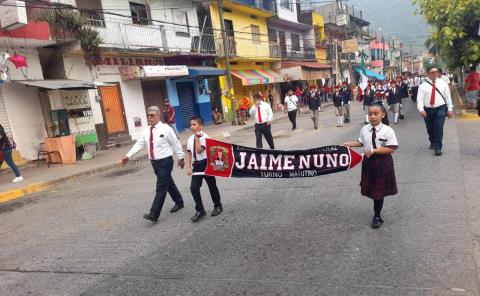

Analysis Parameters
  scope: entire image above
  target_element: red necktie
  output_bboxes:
[149,126,154,160]
[257,105,262,123]
[429,82,436,106]
[371,128,377,149]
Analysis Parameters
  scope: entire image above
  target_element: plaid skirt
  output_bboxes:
[360,154,398,200]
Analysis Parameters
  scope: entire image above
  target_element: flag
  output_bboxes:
[359,50,368,91]
[202,139,363,178]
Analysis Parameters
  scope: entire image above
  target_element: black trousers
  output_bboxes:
[150,156,183,219]
[424,105,447,150]
[411,86,419,102]
[255,123,275,149]
[191,159,222,212]
[287,110,297,129]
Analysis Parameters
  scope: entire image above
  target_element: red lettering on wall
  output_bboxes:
[129,58,134,66]
[120,58,128,65]
[102,57,112,65]
[135,58,143,66]
[144,59,152,65]
[112,57,119,65]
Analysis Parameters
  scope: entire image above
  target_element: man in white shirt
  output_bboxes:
[249,92,274,149]
[121,106,185,222]
[417,64,454,156]
[284,89,299,130]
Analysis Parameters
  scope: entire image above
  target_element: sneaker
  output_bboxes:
[371,216,382,229]
[12,176,23,183]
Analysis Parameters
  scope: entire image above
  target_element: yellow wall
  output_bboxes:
[312,12,329,63]
[210,4,273,60]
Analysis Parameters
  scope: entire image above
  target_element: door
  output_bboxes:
[141,80,167,112]
[98,85,128,135]
[177,82,199,130]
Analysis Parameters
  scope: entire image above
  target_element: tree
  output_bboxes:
[414,0,480,69]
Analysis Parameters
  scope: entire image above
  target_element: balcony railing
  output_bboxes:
[231,0,277,14]
[82,17,216,55]
[277,45,316,61]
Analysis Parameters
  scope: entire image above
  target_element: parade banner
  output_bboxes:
[203,139,363,178]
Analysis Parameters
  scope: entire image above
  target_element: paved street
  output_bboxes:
[1,100,479,296]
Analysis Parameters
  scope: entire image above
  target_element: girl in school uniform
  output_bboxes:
[343,101,398,229]
[332,85,344,127]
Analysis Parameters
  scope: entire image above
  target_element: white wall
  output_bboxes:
[63,56,146,140]
[2,48,44,81]
[1,84,47,160]
[277,0,298,23]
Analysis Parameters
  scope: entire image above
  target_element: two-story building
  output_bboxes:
[44,0,225,148]
[209,0,284,121]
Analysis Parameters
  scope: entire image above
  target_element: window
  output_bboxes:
[251,25,260,44]
[224,19,234,37]
[291,34,300,51]
[268,28,277,43]
[130,2,149,25]
[280,0,291,10]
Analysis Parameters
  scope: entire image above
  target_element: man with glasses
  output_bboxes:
[120,106,185,222]
[417,64,454,156]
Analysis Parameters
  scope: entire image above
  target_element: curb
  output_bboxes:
[459,109,480,120]
[0,155,150,204]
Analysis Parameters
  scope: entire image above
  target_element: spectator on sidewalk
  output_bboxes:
[121,106,185,223]
[0,124,23,183]
[250,92,274,149]
[162,99,179,139]
[465,66,480,109]
[417,64,454,156]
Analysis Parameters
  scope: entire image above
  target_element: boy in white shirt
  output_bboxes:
[284,89,299,130]
[186,116,223,222]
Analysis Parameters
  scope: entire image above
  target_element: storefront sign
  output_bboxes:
[87,56,164,66]
[143,66,189,78]
[280,66,330,81]
[280,66,303,81]
[342,39,358,54]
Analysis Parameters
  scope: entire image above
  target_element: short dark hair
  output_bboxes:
[190,115,204,125]
[253,92,262,100]
[426,63,439,73]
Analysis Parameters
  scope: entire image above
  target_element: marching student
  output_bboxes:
[332,85,344,127]
[250,92,275,149]
[284,89,299,130]
[363,83,375,124]
[340,82,352,123]
[397,75,409,119]
[307,85,322,129]
[185,116,223,223]
[343,101,398,229]
[386,80,401,124]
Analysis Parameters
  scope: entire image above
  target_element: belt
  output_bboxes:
[193,159,207,164]
[150,155,173,163]
[255,122,267,125]
[424,104,446,110]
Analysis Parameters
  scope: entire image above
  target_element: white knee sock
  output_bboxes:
[394,112,399,123]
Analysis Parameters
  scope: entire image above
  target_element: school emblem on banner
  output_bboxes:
[209,146,230,172]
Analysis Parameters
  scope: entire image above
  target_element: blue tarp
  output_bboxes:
[354,67,385,80]
[188,67,227,77]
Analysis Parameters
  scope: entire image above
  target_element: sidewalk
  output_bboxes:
[0,107,298,203]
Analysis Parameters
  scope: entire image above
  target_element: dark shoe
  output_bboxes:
[170,203,184,213]
[191,211,206,222]
[211,206,223,216]
[400,115,405,119]
[429,145,434,150]
[371,216,382,229]
[364,121,369,124]
[435,149,442,156]
[344,119,350,123]
[143,213,158,223]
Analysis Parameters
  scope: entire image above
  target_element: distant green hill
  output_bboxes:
[344,0,429,52]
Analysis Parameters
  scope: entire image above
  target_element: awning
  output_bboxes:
[188,67,227,77]
[231,69,284,85]
[354,67,386,80]
[282,61,332,69]
[16,79,96,90]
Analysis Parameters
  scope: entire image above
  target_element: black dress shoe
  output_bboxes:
[211,206,223,216]
[371,216,382,229]
[400,115,405,119]
[429,145,434,150]
[344,119,350,123]
[191,211,206,222]
[170,203,184,213]
[435,150,442,156]
[143,213,158,223]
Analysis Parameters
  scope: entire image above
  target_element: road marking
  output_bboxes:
[0,182,52,204]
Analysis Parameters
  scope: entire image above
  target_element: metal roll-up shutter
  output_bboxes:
[0,87,12,135]
[176,82,199,130]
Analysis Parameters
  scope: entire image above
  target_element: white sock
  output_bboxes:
[394,113,399,123]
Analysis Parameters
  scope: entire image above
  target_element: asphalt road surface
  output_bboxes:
[1,100,479,296]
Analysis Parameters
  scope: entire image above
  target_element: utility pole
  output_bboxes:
[217,0,237,125]
[400,42,403,75]
[335,41,340,85]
